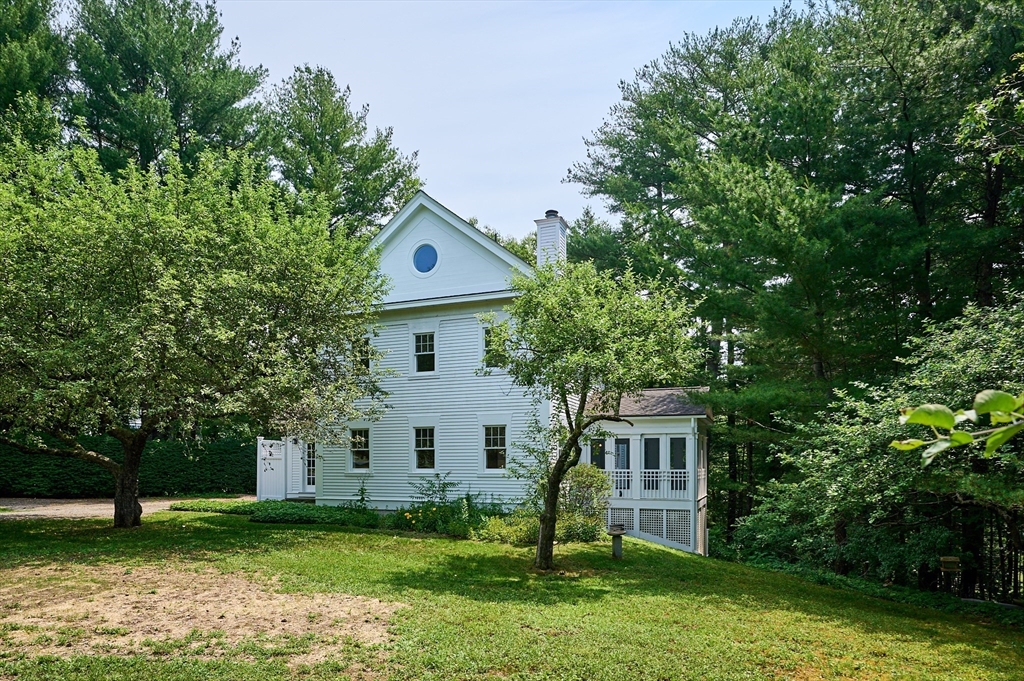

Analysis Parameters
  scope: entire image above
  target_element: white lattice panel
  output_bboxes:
[639,508,664,537]
[608,507,634,531]
[666,509,692,546]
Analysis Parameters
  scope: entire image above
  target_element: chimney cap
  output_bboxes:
[544,209,559,219]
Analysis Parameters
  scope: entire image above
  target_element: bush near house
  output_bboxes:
[0,437,255,498]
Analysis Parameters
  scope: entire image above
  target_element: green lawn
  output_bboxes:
[1,512,1022,680]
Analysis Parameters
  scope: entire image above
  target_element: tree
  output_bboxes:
[484,262,699,569]
[0,139,386,527]
[735,297,1024,597]
[68,0,265,173]
[567,0,1024,542]
[263,65,420,236]
[0,0,67,146]
[467,216,535,263]
[0,0,67,112]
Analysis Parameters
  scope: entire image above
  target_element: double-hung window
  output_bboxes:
[484,425,506,469]
[350,428,370,470]
[414,333,435,373]
[415,427,435,469]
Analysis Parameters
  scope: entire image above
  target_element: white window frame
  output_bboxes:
[304,441,317,488]
[409,416,440,473]
[348,425,372,474]
[409,320,439,378]
[408,238,442,279]
[477,413,512,474]
[479,314,508,373]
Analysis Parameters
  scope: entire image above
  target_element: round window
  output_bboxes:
[413,244,438,273]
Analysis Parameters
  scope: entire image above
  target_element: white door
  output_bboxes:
[257,438,286,500]
[301,442,316,494]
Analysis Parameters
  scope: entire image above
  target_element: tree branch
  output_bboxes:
[0,437,121,476]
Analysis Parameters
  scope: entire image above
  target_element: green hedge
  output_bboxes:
[0,436,255,498]
[171,499,381,528]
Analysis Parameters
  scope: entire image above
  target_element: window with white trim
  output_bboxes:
[483,327,501,368]
[351,428,369,469]
[484,425,506,469]
[414,333,435,372]
[305,442,316,486]
[415,427,435,469]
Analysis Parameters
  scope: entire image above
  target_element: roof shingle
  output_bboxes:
[614,387,710,418]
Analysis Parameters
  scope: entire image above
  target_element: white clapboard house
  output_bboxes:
[257,192,710,554]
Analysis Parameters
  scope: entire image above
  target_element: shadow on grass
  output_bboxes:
[4,514,1022,679]
[377,537,1024,653]
[0,513,307,569]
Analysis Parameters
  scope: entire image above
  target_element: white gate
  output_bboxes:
[256,437,286,500]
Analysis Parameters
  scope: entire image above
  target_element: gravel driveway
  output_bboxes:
[0,496,255,519]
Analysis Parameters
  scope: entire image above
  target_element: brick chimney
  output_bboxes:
[534,209,568,267]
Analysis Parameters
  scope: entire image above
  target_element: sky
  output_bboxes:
[218,1,784,238]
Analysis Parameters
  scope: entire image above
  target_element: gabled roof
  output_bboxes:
[616,387,710,418]
[370,190,533,275]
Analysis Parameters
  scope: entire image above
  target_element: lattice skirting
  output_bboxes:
[607,507,692,548]
[607,507,635,531]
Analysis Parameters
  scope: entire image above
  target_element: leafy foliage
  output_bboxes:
[567,0,1024,549]
[0,139,386,525]
[261,65,420,236]
[735,298,1024,595]
[484,261,698,568]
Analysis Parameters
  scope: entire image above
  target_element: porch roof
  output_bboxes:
[616,387,710,418]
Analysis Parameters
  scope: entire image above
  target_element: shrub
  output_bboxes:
[560,463,611,519]
[473,509,606,545]
[0,436,255,498]
[169,500,260,515]
[385,494,504,538]
[171,499,380,528]
[249,502,380,528]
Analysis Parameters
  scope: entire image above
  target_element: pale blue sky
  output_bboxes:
[219,0,784,237]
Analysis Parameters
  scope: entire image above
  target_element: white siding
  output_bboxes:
[377,207,523,306]
[319,302,543,509]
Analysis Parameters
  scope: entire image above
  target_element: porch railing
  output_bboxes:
[603,469,691,501]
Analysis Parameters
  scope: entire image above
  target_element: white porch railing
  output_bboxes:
[603,469,691,501]
[640,470,690,499]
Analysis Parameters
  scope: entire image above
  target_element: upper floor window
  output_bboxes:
[354,337,371,370]
[415,427,435,469]
[351,428,370,469]
[590,439,606,469]
[484,425,506,469]
[483,327,502,368]
[414,333,435,372]
[413,244,438,273]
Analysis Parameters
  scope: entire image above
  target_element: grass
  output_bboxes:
[0,507,10,513]
[1,512,1023,680]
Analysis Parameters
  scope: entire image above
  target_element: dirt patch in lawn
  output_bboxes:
[0,564,400,665]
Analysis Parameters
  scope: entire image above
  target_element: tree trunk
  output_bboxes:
[535,470,562,570]
[113,439,144,528]
[726,413,738,542]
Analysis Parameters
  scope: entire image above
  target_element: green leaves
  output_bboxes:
[893,388,1024,464]
[899,404,955,430]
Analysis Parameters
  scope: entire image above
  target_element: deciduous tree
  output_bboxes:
[484,262,699,570]
[0,139,386,527]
